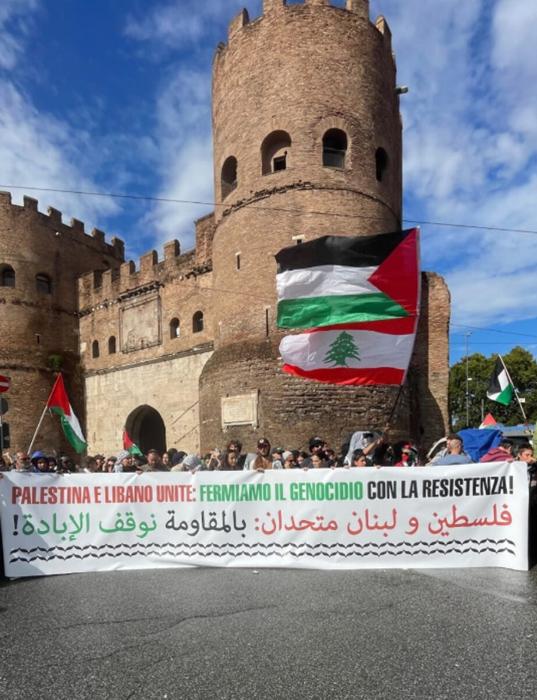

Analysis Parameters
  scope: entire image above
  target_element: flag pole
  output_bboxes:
[498,354,527,423]
[27,374,61,454]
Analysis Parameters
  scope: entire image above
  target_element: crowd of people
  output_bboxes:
[1,432,536,482]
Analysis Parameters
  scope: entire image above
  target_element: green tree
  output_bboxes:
[324,331,360,367]
[449,346,537,430]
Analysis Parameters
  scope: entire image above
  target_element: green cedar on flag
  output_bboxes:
[46,374,87,453]
[123,430,143,456]
[487,356,515,406]
[276,229,419,329]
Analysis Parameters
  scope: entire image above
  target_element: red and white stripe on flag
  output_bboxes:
[0,374,11,393]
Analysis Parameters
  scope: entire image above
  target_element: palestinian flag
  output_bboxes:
[47,374,87,453]
[279,323,415,385]
[487,356,515,406]
[479,413,497,429]
[123,430,143,457]
[276,229,419,329]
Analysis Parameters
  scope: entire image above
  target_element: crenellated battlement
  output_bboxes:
[77,235,213,312]
[219,0,379,51]
[0,190,125,261]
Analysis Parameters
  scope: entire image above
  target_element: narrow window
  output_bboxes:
[170,318,180,339]
[265,308,270,337]
[261,130,292,175]
[36,273,52,294]
[35,334,41,345]
[323,129,348,168]
[221,156,238,199]
[273,155,287,171]
[92,340,100,358]
[0,265,15,287]
[375,147,389,182]
[193,311,204,334]
[235,253,241,271]
[108,336,116,354]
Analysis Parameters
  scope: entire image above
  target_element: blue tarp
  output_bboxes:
[459,428,502,462]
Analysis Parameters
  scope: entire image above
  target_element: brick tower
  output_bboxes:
[199,0,449,450]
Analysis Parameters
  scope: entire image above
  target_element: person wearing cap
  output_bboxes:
[430,434,473,466]
[394,442,418,467]
[245,438,272,471]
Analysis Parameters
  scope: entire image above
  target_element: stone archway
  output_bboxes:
[125,404,166,455]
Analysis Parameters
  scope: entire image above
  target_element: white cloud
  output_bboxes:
[124,0,257,49]
[372,0,537,329]
[0,1,121,235]
[0,81,120,226]
[0,0,38,69]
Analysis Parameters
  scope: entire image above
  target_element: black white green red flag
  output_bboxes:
[487,356,515,406]
[276,229,419,329]
[276,229,420,386]
[123,430,143,457]
[46,374,87,453]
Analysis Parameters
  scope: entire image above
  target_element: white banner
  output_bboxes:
[0,462,529,577]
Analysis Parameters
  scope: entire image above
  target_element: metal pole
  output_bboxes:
[465,332,471,426]
[498,354,527,423]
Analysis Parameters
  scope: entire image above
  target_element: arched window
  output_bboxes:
[323,129,348,168]
[108,336,116,354]
[35,273,52,294]
[92,340,100,358]
[261,130,292,175]
[375,147,389,182]
[170,318,180,339]
[0,264,15,287]
[193,311,204,333]
[221,156,238,199]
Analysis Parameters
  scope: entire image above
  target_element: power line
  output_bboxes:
[451,324,537,340]
[2,183,537,236]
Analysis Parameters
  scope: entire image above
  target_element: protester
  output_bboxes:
[245,438,272,471]
[182,454,203,473]
[429,434,473,466]
[219,451,242,471]
[226,440,246,469]
[351,449,369,467]
[144,449,168,472]
[11,452,35,472]
[282,451,296,469]
[480,438,515,463]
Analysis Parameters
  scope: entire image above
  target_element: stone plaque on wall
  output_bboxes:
[221,392,258,428]
[120,295,161,353]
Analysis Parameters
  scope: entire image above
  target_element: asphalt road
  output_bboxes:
[1,566,536,699]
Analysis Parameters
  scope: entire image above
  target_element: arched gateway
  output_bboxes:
[125,405,166,455]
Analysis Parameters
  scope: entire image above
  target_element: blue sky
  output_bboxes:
[1,0,537,366]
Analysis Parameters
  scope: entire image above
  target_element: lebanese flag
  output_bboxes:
[276,229,419,329]
[47,374,87,453]
[123,429,143,456]
[279,324,416,386]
